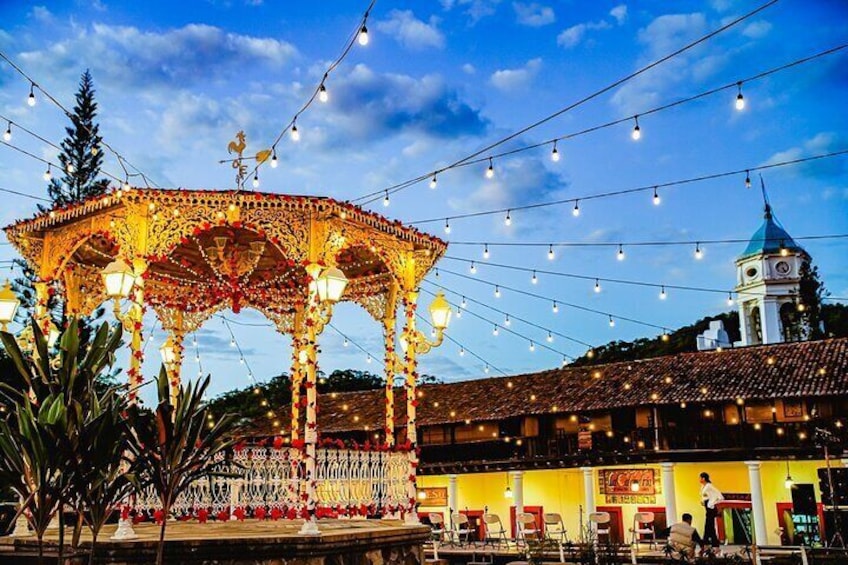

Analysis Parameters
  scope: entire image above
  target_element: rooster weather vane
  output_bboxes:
[227,130,272,190]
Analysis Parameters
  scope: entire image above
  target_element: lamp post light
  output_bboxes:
[101,258,137,316]
[0,280,21,331]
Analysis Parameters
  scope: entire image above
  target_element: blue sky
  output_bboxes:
[1,1,846,406]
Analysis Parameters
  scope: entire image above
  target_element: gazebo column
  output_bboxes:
[33,281,50,335]
[126,258,147,405]
[401,290,420,524]
[166,331,185,407]
[290,307,305,442]
[383,322,397,448]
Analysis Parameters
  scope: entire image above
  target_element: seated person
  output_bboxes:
[659,513,703,558]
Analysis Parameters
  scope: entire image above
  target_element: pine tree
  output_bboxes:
[14,70,111,322]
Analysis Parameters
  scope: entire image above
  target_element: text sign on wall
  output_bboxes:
[598,468,661,496]
[417,487,448,507]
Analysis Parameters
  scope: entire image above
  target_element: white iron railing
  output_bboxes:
[133,447,408,519]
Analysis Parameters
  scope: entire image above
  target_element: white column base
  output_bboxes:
[111,517,139,540]
[299,517,320,535]
[10,514,31,537]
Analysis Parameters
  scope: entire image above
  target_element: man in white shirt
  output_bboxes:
[699,472,724,549]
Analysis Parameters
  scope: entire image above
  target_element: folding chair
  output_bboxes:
[429,513,447,544]
[482,513,509,548]
[451,512,474,547]
[630,511,657,549]
[589,512,611,543]
[516,512,539,547]
[543,512,569,543]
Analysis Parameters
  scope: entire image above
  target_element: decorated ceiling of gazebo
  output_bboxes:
[3,188,447,334]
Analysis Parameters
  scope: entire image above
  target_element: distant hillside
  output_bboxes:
[571,303,848,366]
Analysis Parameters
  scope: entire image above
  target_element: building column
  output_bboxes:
[745,461,768,545]
[511,471,525,515]
[448,474,458,515]
[760,297,782,344]
[402,290,420,524]
[661,463,678,523]
[383,318,396,447]
[127,258,147,405]
[581,467,596,515]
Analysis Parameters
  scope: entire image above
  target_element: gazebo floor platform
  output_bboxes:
[0,518,430,564]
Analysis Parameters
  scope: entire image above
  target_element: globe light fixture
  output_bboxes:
[160,336,177,366]
[315,266,348,303]
[429,291,452,330]
[0,280,21,331]
[101,258,136,301]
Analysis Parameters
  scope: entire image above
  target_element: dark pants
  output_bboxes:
[703,506,720,547]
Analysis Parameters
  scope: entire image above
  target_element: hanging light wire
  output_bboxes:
[415,313,509,377]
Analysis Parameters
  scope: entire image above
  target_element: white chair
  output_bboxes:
[589,512,611,543]
[516,512,539,546]
[629,511,656,549]
[451,512,474,546]
[482,513,509,547]
[429,513,447,543]
[543,512,568,543]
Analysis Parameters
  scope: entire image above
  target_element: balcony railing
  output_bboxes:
[419,421,833,469]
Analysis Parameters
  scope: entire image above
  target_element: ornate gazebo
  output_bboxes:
[2,188,450,531]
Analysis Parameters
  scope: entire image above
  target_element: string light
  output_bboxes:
[3,122,10,141]
[735,81,745,110]
[485,157,495,179]
[780,240,789,256]
[504,314,511,327]
[572,200,580,217]
[366,354,372,364]
[617,244,625,261]
[631,115,641,140]
[27,83,36,107]
[551,141,560,162]
[652,186,661,206]
[343,338,349,347]
[548,245,555,260]
[745,170,751,188]
[459,347,465,357]
[290,120,300,141]
[318,82,329,103]
[270,151,278,168]
[429,174,437,189]
[609,315,615,328]
[492,325,499,336]
[456,307,462,318]
[727,293,735,306]
[358,24,369,46]
[546,332,553,343]
[552,300,559,313]
[531,270,538,284]
[594,279,601,293]
[659,286,667,300]
[42,164,51,181]
[383,191,390,207]
[252,173,260,188]
[66,162,75,174]
[123,177,131,191]
[484,364,490,374]
[230,338,236,348]
[494,285,501,298]
[695,243,703,260]
[470,261,477,274]
[444,219,451,234]
[529,341,535,352]
[461,296,467,308]
[483,244,490,259]
[504,210,512,226]
[661,331,670,342]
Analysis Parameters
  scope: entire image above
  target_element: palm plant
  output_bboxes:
[127,366,240,565]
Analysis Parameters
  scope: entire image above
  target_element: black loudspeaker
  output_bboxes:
[792,483,818,516]
[818,468,848,506]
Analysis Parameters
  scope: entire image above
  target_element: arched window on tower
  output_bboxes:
[780,302,802,342]
[750,306,762,345]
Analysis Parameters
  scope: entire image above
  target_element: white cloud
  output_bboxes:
[742,20,772,39]
[760,132,847,180]
[489,57,542,91]
[440,0,502,23]
[462,63,477,74]
[377,10,445,50]
[610,4,628,25]
[30,6,53,22]
[513,2,556,27]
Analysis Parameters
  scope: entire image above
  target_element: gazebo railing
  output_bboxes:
[132,446,409,520]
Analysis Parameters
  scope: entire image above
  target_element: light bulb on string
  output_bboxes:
[504,210,512,226]
[494,285,501,298]
[43,165,52,181]
[270,151,278,168]
[383,191,390,207]
[572,201,580,217]
[529,341,535,352]
[459,347,465,357]
[444,219,451,234]
[461,296,467,308]
[66,162,75,174]
[780,240,789,257]
[652,186,661,206]
[695,243,703,260]
[659,286,667,300]
[745,170,751,189]
[561,357,568,367]
[661,332,670,342]
[727,293,734,306]
[3,122,10,141]
[546,332,553,343]
[366,354,372,364]
[343,338,349,347]
[735,82,745,111]
[531,270,538,284]
[484,364,490,374]
[91,145,98,156]
[617,244,625,261]
[552,301,559,313]
[485,157,495,179]
[456,307,462,318]
[429,174,437,189]
[631,115,641,140]
[609,315,616,328]
[318,82,329,103]
[483,244,490,259]
[492,325,499,336]
[469,261,477,274]
[123,177,131,191]
[548,245,555,261]
[551,141,560,162]
[229,338,236,348]
[358,24,369,46]
[290,120,300,141]
[27,83,36,107]
[252,173,260,188]
[594,279,601,293]
[504,314,511,327]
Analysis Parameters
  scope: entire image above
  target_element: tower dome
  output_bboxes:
[738,202,805,261]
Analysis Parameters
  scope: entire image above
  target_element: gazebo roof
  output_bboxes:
[4,188,447,333]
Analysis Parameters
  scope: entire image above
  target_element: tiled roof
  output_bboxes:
[267,338,848,434]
